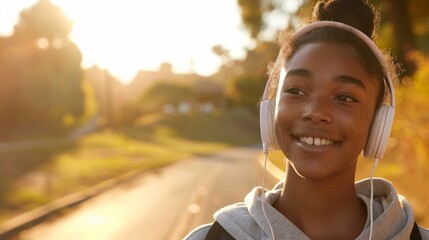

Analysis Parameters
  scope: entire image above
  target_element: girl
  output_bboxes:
[185,0,429,239]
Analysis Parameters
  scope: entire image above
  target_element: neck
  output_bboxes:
[274,163,367,239]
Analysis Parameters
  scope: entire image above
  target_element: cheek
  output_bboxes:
[274,102,291,126]
[274,106,284,135]
[349,111,375,144]
[274,103,295,140]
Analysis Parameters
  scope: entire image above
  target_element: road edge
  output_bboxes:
[0,148,285,240]
[0,168,146,240]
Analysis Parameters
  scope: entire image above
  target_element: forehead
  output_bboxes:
[287,42,362,69]
[286,42,377,82]
[280,42,380,99]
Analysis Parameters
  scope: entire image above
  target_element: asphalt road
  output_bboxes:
[16,146,262,240]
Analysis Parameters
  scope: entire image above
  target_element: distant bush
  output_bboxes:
[225,75,265,113]
[386,51,429,173]
[139,81,195,113]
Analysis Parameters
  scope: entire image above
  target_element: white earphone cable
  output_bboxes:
[368,157,379,240]
[262,142,275,240]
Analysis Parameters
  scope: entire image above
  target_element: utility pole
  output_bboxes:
[104,70,115,126]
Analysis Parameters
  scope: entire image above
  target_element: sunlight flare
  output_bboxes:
[49,0,249,83]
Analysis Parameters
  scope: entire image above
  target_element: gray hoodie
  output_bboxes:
[185,178,429,240]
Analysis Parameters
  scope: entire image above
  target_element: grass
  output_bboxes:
[0,109,261,224]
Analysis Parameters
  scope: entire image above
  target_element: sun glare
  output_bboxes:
[45,0,250,84]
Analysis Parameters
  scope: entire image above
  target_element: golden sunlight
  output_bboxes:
[0,0,249,83]
[49,0,250,83]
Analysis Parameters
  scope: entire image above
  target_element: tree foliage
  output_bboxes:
[388,51,429,173]
[139,81,194,113]
[13,0,73,41]
[226,75,266,112]
[213,40,279,111]
[0,0,84,139]
[237,0,304,39]
[237,0,264,38]
[237,0,429,77]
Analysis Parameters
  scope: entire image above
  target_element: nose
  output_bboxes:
[301,97,333,124]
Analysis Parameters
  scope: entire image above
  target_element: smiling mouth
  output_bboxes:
[299,136,334,146]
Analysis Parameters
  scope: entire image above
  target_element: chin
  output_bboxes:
[288,160,356,183]
[288,161,329,180]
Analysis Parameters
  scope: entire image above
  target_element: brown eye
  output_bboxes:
[335,95,357,102]
[285,87,305,95]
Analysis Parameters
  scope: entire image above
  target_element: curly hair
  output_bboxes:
[265,0,399,106]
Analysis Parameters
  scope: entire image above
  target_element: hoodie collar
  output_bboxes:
[215,178,416,240]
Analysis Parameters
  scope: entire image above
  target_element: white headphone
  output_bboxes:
[260,21,395,159]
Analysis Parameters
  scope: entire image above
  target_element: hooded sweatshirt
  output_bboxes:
[184,178,429,240]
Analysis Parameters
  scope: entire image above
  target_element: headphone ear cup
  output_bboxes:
[363,105,395,159]
[260,99,279,151]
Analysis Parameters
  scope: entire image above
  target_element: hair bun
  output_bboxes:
[312,0,377,39]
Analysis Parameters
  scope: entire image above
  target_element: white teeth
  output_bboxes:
[314,138,321,145]
[300,136,333,146]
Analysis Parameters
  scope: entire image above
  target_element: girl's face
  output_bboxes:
[275,42,379,180]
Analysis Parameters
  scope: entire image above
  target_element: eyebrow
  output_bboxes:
[285,68,367,91]
[285,69,311,79]
[335,75,367,91]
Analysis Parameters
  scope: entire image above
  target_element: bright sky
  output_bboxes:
[0,0,252,84]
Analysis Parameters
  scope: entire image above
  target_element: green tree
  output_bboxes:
[237,0,429,77]
[212,45,232,65]
[376,0,429,76]
[237,0,264,38]
[13,0,73,41]
[237,0,304,40]
[213,40,279,111]
[0,0,84,138]
[226,75,266,112]
[139,81,194,113]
